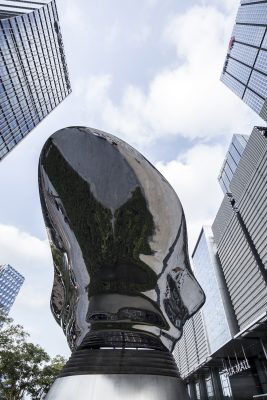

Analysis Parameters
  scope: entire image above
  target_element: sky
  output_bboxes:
[0,0,263,358]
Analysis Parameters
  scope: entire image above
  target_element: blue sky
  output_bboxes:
[0,0,263,357]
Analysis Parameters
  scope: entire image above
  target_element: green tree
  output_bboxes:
[30,355,66,400]
[0,313,66,399]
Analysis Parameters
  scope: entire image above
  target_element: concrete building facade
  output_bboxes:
[176,127,267,399]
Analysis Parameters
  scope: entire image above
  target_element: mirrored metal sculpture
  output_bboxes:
[39,127,205,399]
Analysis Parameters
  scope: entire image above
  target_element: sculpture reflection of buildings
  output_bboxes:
[174,127,267,399]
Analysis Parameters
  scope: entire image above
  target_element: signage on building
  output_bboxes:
[223,358,250,377]
[228,36,235,51]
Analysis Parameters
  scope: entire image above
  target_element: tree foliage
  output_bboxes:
[0,313,66,399]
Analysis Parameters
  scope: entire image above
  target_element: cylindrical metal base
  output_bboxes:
[45,374,190,399]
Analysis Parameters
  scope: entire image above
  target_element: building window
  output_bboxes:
[187,384,192,398]
[195,381,201,400]
[220,371,233,400]
[205,374,215,399]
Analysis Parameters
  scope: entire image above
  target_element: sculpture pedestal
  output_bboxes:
[45,374,190,400]
[45,347,190,399]
[38,127,205,400]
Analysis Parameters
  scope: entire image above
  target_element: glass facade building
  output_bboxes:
[192,226,237,354]
[0,0,71,161]
[221,0,267,120]
[178,127,267,399]
[0,264,24,315]
[218,134,249,194]
[174,227,236,399]
[175,128,267,399]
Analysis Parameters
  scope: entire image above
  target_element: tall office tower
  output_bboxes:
[174,129,267,399]
[221,1,267,120]
[0,0,71,161]
[192,227,238,354]
[212,127,267,331]
[173,227,236,399]
[0,264,24,315]
[210,127,267,399]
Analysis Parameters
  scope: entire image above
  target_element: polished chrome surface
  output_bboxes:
[45,374,190,400]
[39,126,205,352]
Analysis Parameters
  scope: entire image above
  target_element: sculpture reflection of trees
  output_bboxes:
[0,313,66,399]
[43,143,157,297]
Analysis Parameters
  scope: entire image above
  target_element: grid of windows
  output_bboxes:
[221,73,245,98]
[221,1,267,121]
[232,24,265,47]
[230,42,258,66]
[243,88,265,113]
[0,264,24,315]
[249,69,267,97]
[0,0,71,161]
[254,50,267,73]
[237,3,267,25]
[226,58,251,84]
[0,1,51,20]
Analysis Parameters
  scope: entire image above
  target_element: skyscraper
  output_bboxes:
[221,1,267,120]
[0,0,71,161]
[174,129,267,399]
[0,264,24,315]
[192,226,238,354]
[173,227,236,398]
[212,126,267,331]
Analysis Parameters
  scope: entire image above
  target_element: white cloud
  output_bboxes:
[0,223,52,312]
[105,22,121,46]
[61,0,89,34]
[84,74,113,109]
[0,225,69,356]
[144,0,159,7]
[0,224,51,268]
[207,0,238,14]
[17,284,49,309]
[131,25,151,44]
[156,143,225,252]
[78,4,260,146]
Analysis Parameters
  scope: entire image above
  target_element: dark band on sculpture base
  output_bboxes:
[58,348,179,378]
[78,331,167,351]
[59,330,179,377]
